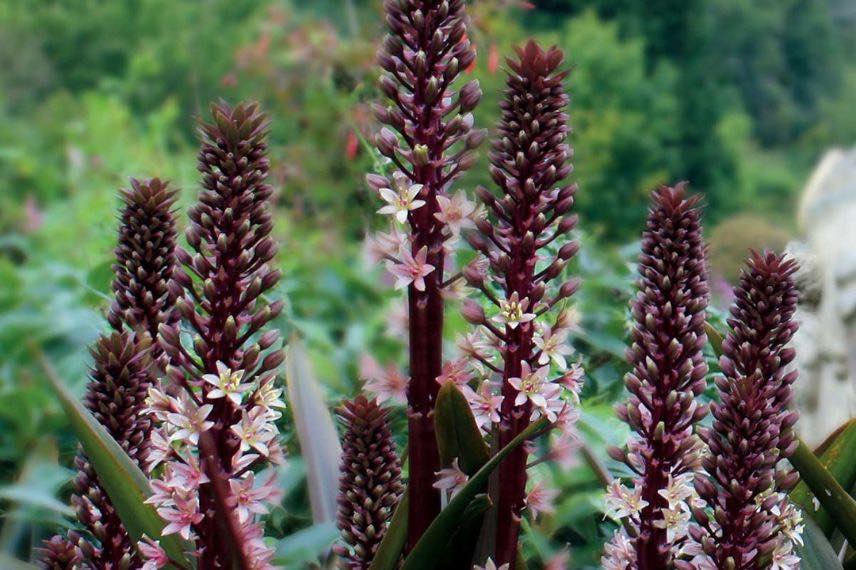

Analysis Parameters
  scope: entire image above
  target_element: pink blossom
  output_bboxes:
[231,407,277,456]
[138,536,170,569]
[525,481,558,519]
[230,472,282,523]
[602,530,636,570]
[492,292,536,329]
[463,380,502,431]
[364,225,407,264]
[435,358,472,387]
[158,494,203,540]
[534,324,573,369]
[201,361,250,405]
[386,246,435,291]
[166,399,214,445]
[507,362,551,409]
[359,354,408,405]
[434,190,476,235]
[377,173,425,223]
[146,429,172,472]
[166,455,209,491]
[433,458,469,498]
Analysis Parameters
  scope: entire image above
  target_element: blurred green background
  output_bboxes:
[0,0,853,567]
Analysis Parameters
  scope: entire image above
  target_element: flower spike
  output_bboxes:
[685,252,802,569]
[369,0,483,545]
[467,40,581,566]
[152,101,285,569]
[604,184,710,569]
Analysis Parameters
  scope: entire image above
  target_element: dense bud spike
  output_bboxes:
[372,0,481,546]
[690,252,801,569]
[50,333,153,569]
[335,396,404,569]
[603,184,709,569]
[37,532,92,570]
[108,177,179,349]
[44,177,180,569]
[469,40,580,566]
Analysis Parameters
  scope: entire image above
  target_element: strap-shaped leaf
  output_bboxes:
[401,418,552,570]
[433,494,491,569]
[368,491,408,570]
[790,419,856,535]
[434,383,490,474]
[38,352,191,568]
[796,517,844,570]
[285,338,342,523]
[791,437,856,547]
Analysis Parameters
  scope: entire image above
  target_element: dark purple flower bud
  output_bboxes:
[335,396,404,568]
[693,251,801,568]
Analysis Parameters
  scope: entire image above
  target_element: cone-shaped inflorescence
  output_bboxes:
[686,252,802,570]
[42,333,154,569]
[462,40,580,565]
[108,177,179,349]
[603,184,709,569]
[151,101,285,569]
[335,396,404,569]
[42,177,180,570]
[367,0,482,545]
[38,532,92,570]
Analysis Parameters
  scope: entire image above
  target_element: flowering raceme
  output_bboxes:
[462,40,583,566]
[603,184,710,569]
[686,252,802,570]
[148,101,285,569]
[41,178,178,570]
[365,0,484,546]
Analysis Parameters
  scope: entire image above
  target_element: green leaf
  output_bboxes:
[433,494,491,569]
[434,382,490,474]
[704,321,724,358]
[796,517,844,570]
[273,522,339,569]
[285,337,342,524]
[37,351,192,568]
[791,437,856,547]
[790,420,856,535]
[401,418,553,570]
[368,491,409,570]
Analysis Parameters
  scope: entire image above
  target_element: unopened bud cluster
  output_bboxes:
[603,184,710,569]
[684,252,802,570]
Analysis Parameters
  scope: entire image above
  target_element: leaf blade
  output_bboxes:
[38,351,191,568]
[285,337,342,524]
[790,419,856,535]
[401,418,553,570]
[791,437,856,547]
[796,517,844,570]
[434,383,490,475]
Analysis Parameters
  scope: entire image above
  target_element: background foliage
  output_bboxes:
[0,0,853,566]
